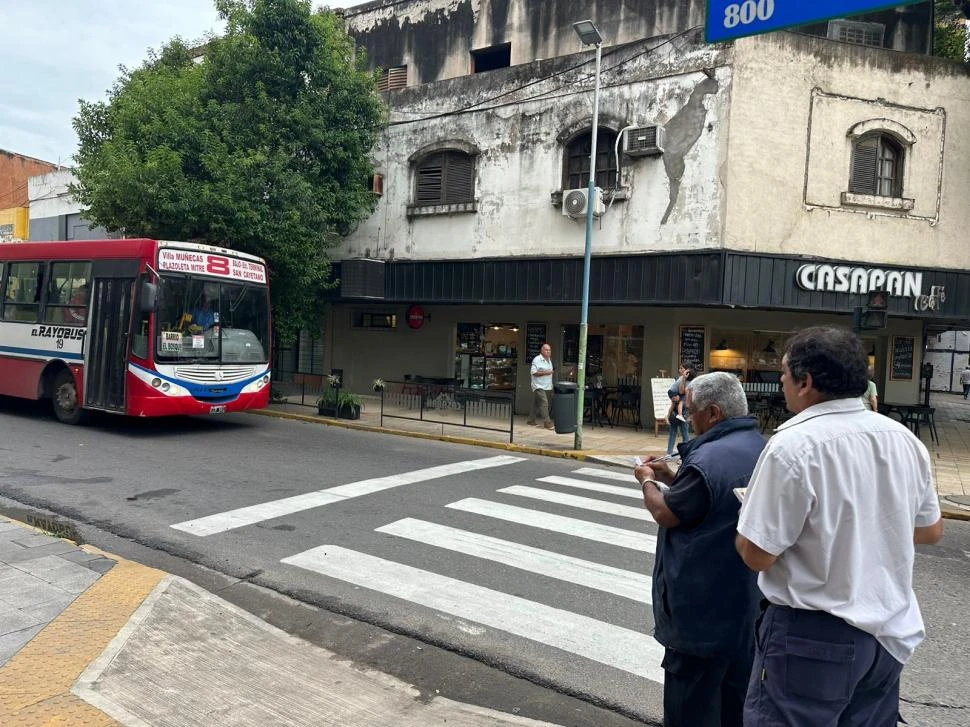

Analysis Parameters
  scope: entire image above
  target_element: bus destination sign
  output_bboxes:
[705,0,923,43]
[158,249,267,284]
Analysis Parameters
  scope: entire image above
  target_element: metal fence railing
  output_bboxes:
[270,371,325,408]
[379,379,515,443]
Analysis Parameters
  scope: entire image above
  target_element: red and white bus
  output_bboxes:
[0,238,272,423]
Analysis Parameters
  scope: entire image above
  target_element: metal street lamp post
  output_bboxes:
[572,19,603,451]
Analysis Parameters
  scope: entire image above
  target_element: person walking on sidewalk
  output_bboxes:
[634,372,766,727]
[665,367,693,454]
[862,366,878,411]
[961,365,970,399]
[736,326,943,726]
[527,343,554,429]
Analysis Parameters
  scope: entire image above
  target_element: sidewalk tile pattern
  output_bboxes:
[0,522,165,726]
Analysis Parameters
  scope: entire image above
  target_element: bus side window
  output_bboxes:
[2,262,43,322]
[44,262,91,325]
[132,275,151,359]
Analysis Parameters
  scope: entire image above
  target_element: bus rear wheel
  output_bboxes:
[52,369,86,425]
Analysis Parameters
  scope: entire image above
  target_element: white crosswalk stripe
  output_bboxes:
[536,475,642,499]
[376,518,652,603]
[498,485,655,522]
[446,498,656,553]
[282,545,666,683]
[171,455,525,536]
[572,466,638,483]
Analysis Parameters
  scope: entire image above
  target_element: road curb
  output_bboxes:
[252,407,600,461]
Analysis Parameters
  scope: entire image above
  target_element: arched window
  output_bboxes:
[563,129,618,191]
[850,133,903,197]
[415,150,475,205]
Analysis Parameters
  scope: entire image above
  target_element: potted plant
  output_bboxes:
[337,391,363,420]
[317,374,342,417]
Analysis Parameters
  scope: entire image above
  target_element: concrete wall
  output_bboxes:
[724,32,970,270]
[27,169,111,241]
[334,37,731,261]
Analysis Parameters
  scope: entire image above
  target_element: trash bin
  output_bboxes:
[552,381,578,434]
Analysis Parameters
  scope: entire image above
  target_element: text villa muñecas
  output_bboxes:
[31,325,86,341]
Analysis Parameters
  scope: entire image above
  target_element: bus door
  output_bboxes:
[85,269,136,412]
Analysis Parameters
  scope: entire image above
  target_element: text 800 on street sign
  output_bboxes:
[706,0,924,43]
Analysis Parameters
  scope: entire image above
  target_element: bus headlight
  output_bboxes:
[161,382,171,392]
[151,378,162,388]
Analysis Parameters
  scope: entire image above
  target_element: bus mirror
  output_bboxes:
[139,282,158,313]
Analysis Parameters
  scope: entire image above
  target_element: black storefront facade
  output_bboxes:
[328,250,964,421]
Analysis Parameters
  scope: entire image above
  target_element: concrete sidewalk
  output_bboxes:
[0,516,557,726]
[265,391,970,521]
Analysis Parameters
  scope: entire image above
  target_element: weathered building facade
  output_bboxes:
[323,0,965,419]
[27,169,113,242]
[0,149,58,242]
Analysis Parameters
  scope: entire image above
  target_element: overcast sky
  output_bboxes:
[0,0,361,166]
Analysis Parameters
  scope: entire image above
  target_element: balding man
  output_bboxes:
[635,371,766,727]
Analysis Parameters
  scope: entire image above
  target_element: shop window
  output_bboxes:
[471,44,511,73]
[44,261,91,325]
[353,312,397,329]
[414,151,476,206]
[377,65,408,92]
[563,129,619,191]
[2,261,44,322]
[850,133,903,198]
[561,324,643,384]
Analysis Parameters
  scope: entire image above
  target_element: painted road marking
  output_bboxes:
[446,499,656,553]
[497,485,654,522]
[537,475,641,499]
[171,456,525,536]
[376,518,651,603]
[281,545,665,683]
[572,467,639,483]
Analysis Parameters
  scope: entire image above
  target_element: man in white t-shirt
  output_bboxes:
[736,326,942,726]
[527,343,554,429]
[960,365,970,399]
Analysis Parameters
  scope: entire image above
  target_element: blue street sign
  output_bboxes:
[706,0,924,43]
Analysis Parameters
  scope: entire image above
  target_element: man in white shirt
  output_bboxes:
[527,343,554,429]
[960,365,970,399]
[736,325,943,726]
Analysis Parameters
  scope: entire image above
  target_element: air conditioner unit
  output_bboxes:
[562,187,605,218]
[623,125,665,157]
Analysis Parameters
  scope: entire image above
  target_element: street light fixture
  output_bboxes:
[571,19,603,451]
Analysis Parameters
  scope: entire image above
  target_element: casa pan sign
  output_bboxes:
[795,264,945,312]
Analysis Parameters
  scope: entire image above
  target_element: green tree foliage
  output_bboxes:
[934,0,968,62]
[73,0,384,341]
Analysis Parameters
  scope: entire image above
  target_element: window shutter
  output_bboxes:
[850,138,878,195]
[444,154,474,204]
[377,65,408,92]
[417,155,444,204]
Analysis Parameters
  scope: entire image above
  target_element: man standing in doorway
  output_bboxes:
[736,326,943,726]
[635,372,766,727]
[528,343,554,429]
[960,365,970,399]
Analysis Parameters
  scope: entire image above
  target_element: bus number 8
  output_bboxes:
[723,0,774,29]
[206,256,231,276]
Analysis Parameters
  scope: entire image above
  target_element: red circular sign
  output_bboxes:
[406,304,425,329]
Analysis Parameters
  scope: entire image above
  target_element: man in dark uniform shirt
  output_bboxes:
[635,371,766,727]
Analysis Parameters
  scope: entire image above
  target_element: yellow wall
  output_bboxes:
[0,207,28,242]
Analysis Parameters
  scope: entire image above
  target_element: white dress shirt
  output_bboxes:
[738,398,940,664]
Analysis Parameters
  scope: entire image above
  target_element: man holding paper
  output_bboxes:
[634,372,765,727]
[736,326,943,726]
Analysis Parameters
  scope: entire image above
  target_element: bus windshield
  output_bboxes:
[154,275,270,364]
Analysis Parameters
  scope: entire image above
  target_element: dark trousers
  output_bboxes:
[662,647,751,727]
[744,605,904,726]
[963,383,969,399]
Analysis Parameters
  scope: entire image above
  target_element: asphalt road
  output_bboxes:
[0,399,968,726]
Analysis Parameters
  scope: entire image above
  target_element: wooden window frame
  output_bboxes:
[564,129,619,191]
[415,151,475,206]
[849,133,904,198]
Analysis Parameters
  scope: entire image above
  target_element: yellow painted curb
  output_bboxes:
[0,529,165,725]
[250,407,619,461]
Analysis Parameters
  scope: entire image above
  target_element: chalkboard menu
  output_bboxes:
[526,322,547,361]
[679,326,706,373]
[891,336,915,380]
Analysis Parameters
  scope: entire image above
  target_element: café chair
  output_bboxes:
[611,387,641,430]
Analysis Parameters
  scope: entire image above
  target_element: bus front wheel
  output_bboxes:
[52,369,86,425]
